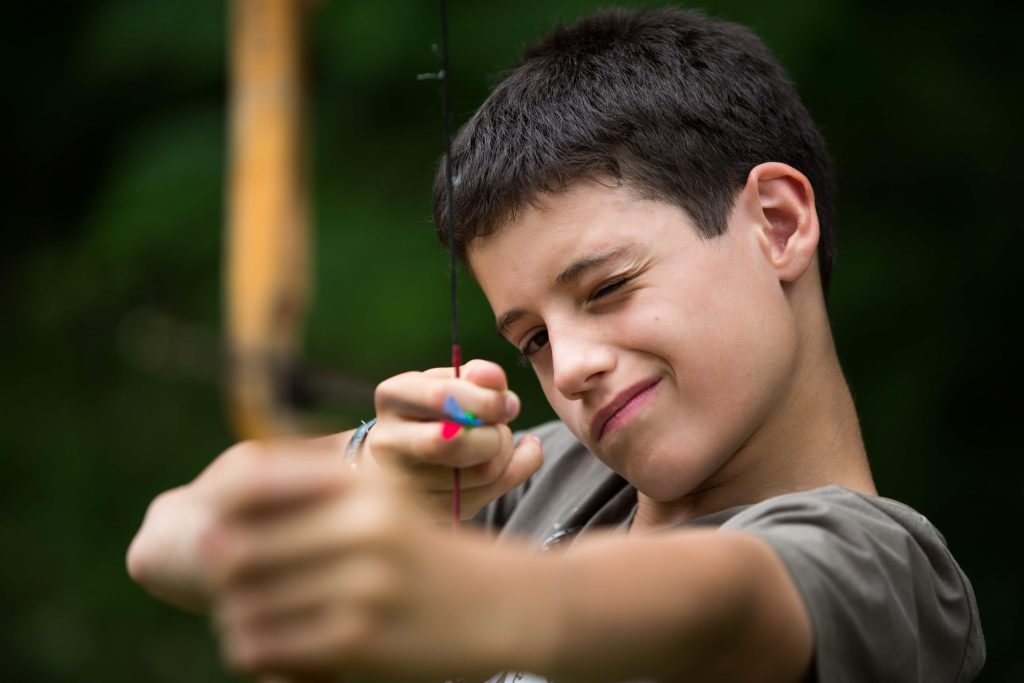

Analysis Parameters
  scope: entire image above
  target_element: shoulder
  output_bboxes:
[724,486,985,682]
[724,486,949,553]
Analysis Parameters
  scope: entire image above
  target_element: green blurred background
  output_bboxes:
[2,0,1020,680]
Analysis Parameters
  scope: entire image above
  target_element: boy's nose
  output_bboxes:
[551,331,616,400]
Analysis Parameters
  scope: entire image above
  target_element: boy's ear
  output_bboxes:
[743,162,819,283]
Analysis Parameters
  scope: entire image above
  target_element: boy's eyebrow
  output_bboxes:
[495,244,637,338]
[496,309,526,338]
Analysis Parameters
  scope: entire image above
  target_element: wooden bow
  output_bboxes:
[225,0,461,518]
[226,0,313,439]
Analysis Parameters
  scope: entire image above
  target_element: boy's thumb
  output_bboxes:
[505,433,545,490]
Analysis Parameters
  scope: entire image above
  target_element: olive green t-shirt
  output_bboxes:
[476,421,985,682]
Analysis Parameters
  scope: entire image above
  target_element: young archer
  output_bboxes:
[128,8,984,682]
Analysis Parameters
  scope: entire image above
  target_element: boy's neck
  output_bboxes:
[632,283,876,533]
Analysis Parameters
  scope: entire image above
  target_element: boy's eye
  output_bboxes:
[590,276,630,300]
[520,329,549,360]
[593,274,630,301]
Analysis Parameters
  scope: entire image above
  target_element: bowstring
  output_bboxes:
[438,0,462,529]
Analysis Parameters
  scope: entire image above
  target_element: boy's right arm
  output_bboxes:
[127,359,543,612]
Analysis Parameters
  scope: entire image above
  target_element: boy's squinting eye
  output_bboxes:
[589,276,631,301]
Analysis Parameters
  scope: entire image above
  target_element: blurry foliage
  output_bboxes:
[1,0,1020,680]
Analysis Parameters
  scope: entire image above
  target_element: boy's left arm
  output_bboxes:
[536,531,813,683]
[205,449,812,683]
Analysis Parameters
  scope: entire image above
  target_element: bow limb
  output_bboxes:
[226,0,315,439]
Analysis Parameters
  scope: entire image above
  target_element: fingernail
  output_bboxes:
[505,393,520,418]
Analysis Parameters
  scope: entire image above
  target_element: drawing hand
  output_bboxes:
[367,359,543,520]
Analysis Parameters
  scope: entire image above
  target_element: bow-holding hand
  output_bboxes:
[200,443,558,682]
[127,359,542,613]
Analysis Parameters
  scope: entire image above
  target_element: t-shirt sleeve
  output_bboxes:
[723,488,985,682]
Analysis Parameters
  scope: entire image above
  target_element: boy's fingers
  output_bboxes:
[422,359,508,392]
[218,554,400,632]
[207,485,399,587]
[460,359,509,391]
[370,420,512,470]
[222,598,369,677]
[214,492,417,675]
[213,450,351,517]
[428,433,544,519]
[475,432,544,499]
[394,426,517,491]
[376,372,519,425]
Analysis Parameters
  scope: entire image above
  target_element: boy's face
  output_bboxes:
[468,180,801,502]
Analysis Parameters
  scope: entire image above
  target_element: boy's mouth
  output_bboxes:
[591,377,662,442]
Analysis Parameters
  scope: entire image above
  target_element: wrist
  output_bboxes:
[345,418,377,467]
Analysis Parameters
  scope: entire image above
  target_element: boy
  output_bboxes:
[127,8,984,682]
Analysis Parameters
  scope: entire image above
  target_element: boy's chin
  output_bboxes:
[615,453,708,503]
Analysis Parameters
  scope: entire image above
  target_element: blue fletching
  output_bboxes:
[443,395,484,427]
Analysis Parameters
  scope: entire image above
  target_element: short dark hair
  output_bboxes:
[434,7,838,291]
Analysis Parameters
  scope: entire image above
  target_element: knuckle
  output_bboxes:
[484,424,511,459]
[423,432,455,464]
[373,424,439,466]
[365,422,397,453]
[496,424,514,450]
[487,449,512,480]
[498,462,526,491]
[468,357,501,375]
[373,378,396,408]
[219,440,261,473]
[470,452,506,486]
[217,544,250,582]
[425,381,449,411]
[233,466,275,502]
[223,439,257,459]
[507,448,542,488]
[200,522,249,580]
[436,427,491,469]
[489,391,508,417]
[374,371,417,408]
[363,427,389,461]
[197,525,223,567]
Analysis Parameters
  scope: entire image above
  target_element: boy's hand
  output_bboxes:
[127,436,349,613]
[205,455,545,682]
[127,360,540,613]
[366,359,544,520]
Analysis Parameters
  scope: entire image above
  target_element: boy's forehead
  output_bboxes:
[466,180,697,305]
[469,179,641,248]
[468,179,694,261]
[467,184,633,280]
